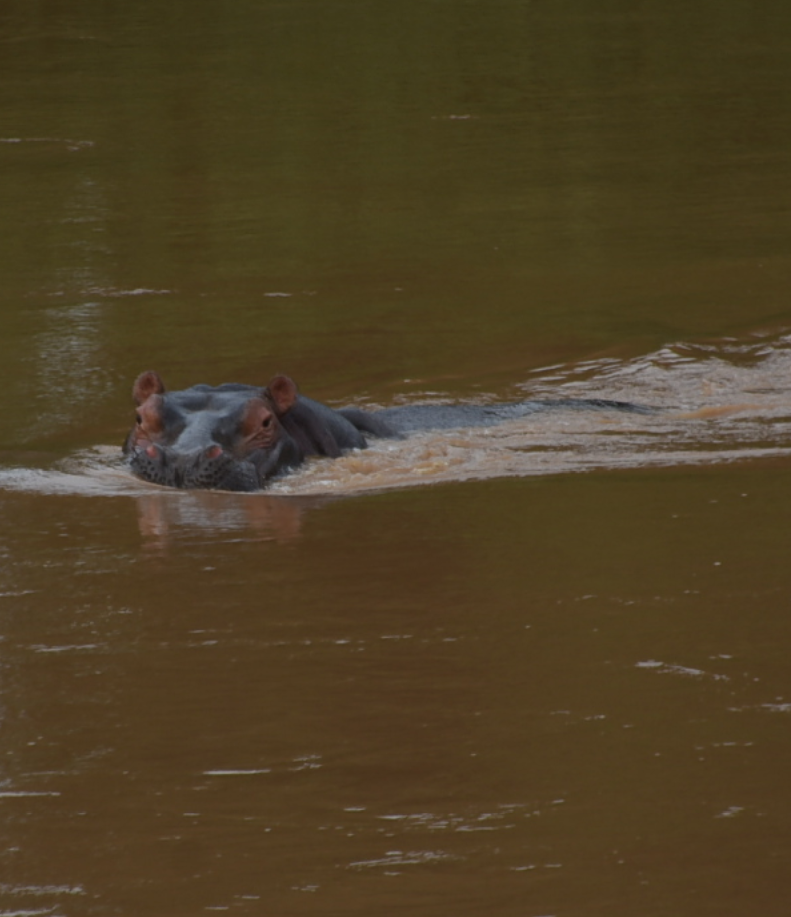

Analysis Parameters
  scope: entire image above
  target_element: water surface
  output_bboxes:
[1,2,790,915]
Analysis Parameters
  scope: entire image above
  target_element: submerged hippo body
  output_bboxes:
[339,396,655,435]
[124,370,655,491]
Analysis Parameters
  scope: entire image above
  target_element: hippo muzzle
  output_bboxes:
[128,442,261,492]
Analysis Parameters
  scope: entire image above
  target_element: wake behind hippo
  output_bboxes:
[123,370,656,492]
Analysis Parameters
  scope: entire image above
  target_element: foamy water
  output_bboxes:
[275,331,791,494]
[2,332,791,500]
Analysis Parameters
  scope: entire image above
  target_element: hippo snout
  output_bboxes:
[129,443,259,492]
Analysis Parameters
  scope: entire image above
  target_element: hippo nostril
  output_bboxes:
[205,445,223,460]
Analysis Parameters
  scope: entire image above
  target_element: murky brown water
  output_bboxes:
[2,2,791,915]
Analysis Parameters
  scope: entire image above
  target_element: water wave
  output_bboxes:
[1,333,790,502]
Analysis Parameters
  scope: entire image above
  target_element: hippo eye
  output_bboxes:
[135,413,143,425]
[262,415,272,428]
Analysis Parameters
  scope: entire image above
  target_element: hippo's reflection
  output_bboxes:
[134,489,315,550]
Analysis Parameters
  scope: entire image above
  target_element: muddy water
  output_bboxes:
[2,1,791,915]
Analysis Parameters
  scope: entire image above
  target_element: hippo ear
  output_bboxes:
[132,371,166,405]
[266,374,298,415]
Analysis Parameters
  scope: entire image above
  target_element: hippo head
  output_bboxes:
[123,371,304,491]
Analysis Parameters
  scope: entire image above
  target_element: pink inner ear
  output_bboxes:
[267,375,298,414]
[133,371,166,405]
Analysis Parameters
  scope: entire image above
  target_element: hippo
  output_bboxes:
[124,370,656,491]
[123,371,378,491]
